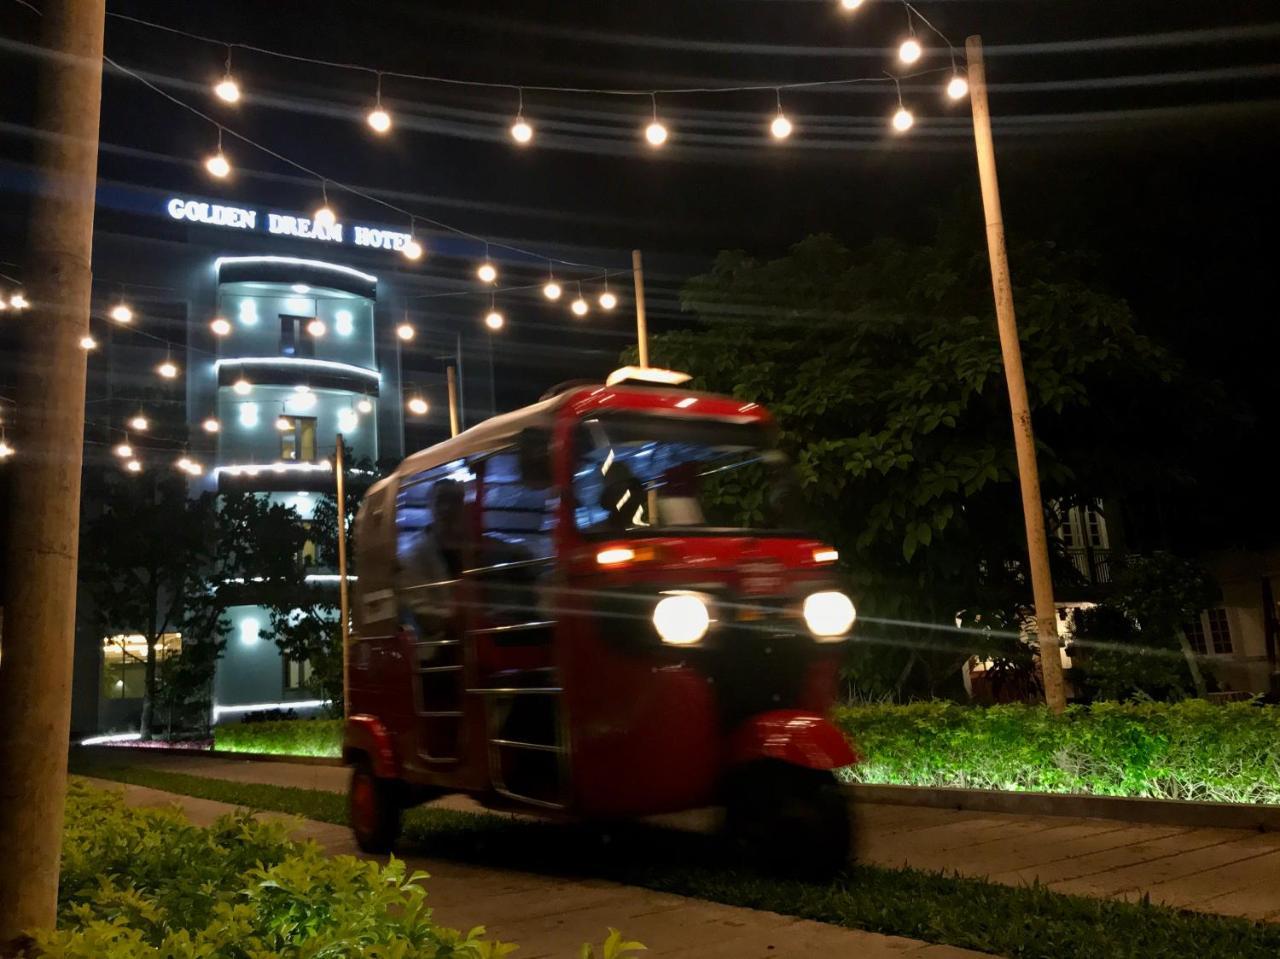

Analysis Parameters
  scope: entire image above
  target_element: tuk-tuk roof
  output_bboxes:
[371,381,771,498]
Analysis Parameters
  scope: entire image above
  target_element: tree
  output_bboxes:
[81,474,222,739]
[643,227,1230,700]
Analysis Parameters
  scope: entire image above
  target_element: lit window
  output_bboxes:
[280,416,317,462]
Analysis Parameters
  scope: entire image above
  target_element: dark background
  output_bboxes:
[1,0,1277,542]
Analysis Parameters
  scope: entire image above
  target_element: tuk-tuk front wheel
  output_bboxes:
[724,761,852,877]
[349,758,402,853]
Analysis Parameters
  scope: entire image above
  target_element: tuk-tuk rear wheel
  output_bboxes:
[724,761,852,877]
[349,758,402,854]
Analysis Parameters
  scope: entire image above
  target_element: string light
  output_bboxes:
[157,359,179,379]
[126,459,142,473]
[109,302,133,324]
[128,414,148,431]
[770,89,793,140]
[571,283,589,317]
[80,334,98,350]
[276,415,292,431]
[356,397,374,414]
[367,72,392,133]
[484,292,504,331]
[214,46,240,103]
[9,293,28,310]
[306,318,326,337]
[202,417,220,433]
[396,322,415,341]
[645,93,668,147]
[403,220,423,261]
[205,127,230,178]
[314,181,336,229]
[890,74,914,132]
[210,317,232,336]
[407,395,428,416]
[0,439,12,459]
[113,440,133,458]
[947,72,969,100]
[543,265,562,301]
[840,0,865,9]
[477,246,498,284]
[899,38,923,64]
[233,378,252,395]
[511,88,533,144]
[599,275,617,311]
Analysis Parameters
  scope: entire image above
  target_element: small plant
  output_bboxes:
[213,717,342,757]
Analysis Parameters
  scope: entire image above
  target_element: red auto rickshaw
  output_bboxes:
[345,367,860,870]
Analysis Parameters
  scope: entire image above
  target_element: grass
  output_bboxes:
[73,756,1280,959]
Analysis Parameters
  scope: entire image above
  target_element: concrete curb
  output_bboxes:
[845,782,1280,831]
[77,744,344,767]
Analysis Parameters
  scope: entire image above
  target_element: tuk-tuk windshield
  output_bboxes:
[572,412,802,535]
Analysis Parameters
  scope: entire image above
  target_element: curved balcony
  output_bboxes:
[215,255,376,299]
[215,356,380,395]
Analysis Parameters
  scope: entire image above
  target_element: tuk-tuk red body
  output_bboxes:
[345,374,858,867]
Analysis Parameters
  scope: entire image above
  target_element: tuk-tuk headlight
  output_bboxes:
[652,593,711,646]
[803,591,856,639]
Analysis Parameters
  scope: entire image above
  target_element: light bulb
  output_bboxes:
[10,293,28,310]
[233,378,252,395]
[407,396,428,415]
[892,107,915,132]
[645,121,668,146]
[80,335,98,350]
[542,280,561,301]
[477,261,498,284]
[113,442,132,458]
[158,360,178,379]
[571,297,589,317]
[484,310,504,331]
[356,397,374,414]
[205,152,230,178]
[840,0,864,9]
[0,441,12,459]
[276,416,292,431]
[109,303,133,323]
[367,107,392,133]
[947,75,969,100]
[306,319,326,337]
[202,417,220,433]
[511,118,533,144]
[185,460,203,475]
[899,38,923,64]
[176,456,193,472]
[770,114,793,139]
[126,459,142,473]
[210,317,231,336]
[314,205,336,229]
[403,239,423,261]
[599,291,617,310]
[128,415,148,431]
[396,322,415,341]
[214,76,240,103]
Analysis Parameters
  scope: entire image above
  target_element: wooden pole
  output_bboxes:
[446,365,460,438]
[0,0,107,941]
[334,434,351,719]
[966,35,1067,713]
[631,249,650,368]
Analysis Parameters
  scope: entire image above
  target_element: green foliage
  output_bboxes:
[214,718,343,758]
[644,230,1231,699]
[40,781,635,958]
[77,764,1280,959]
[835,700,1280,803]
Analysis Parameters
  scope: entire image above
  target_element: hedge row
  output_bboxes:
[213,718,342,758]
[834,700,1280,805]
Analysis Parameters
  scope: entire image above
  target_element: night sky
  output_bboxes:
[1,0,1276,440]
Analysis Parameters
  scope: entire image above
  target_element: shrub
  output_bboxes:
[36,781,638,958]
[835,700,1280,804]
[214,718,342,758]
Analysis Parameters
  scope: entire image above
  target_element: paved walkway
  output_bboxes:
[85,775,980,959]
[85,750,1280,923]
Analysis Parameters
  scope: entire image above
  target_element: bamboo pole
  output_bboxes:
[335,435,351,719]
[446,365,460,437]
[631,249,650,368]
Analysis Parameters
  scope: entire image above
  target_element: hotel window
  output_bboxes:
[283,655,314,691]
[1183,618,1208,656]
[280,416,317,462]
[279,315,315,358]
[1206,608,1233,655]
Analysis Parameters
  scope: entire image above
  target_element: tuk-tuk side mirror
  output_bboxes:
[517,427,553,488]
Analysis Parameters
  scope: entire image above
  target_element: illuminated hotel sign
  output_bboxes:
[165,196,414,254]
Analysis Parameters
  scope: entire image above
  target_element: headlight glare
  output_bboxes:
[652,593,711,646]
[803,591,856,639]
